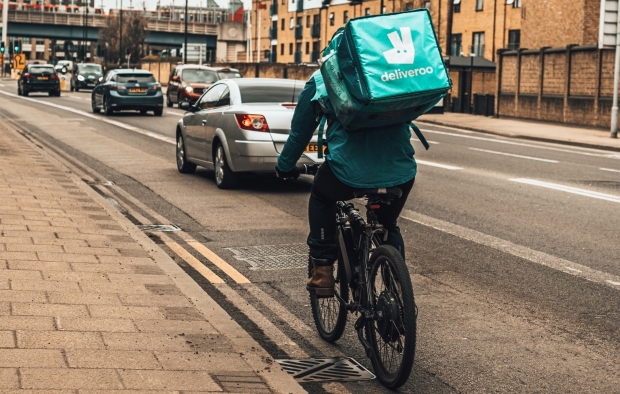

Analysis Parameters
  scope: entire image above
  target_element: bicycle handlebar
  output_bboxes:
[297,164,319,176]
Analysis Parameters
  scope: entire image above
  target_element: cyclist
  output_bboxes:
[275,37,417,298]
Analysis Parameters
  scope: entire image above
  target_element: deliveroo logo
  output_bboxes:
[382,27,415,64]
[380,26,434,82]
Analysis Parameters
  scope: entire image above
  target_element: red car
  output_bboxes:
[166,65,219,108]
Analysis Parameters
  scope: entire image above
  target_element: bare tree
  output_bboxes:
[98,12,149,65]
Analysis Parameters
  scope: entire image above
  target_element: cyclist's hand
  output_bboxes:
[275,165,300,181]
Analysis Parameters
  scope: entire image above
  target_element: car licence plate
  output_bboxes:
[305,143,326,153]
[130,88,146,93]
[38,76,48,80]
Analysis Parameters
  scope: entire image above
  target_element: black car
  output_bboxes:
[71,63,103,91]
[91,69,164,116]
[17,64,61,97]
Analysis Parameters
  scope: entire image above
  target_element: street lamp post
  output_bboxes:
[183,0,188,64]
[119,0,123,66]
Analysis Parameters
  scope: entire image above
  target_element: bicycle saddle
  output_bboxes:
[353,187,403,199]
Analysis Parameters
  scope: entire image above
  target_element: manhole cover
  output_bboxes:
[276,357,375,383]
[88,181,115,186]
[137,224,181,232]
[226,243,307,270]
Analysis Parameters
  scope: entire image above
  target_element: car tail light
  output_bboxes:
[234,114,270,132]
[50,74,58,79]
[281,102,296,109]
[109,84,126,91]
[148,83,161,92]
[25,73,35,79]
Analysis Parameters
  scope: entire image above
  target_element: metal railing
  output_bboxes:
[270,27,277,40]
[295,24,303,39]
[294,51,302,63]
[296,0,304,12]
[311,50,319,62]
[311,23,320,38]
[270,3,278,15]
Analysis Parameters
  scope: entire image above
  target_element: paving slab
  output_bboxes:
[0,110,304,393]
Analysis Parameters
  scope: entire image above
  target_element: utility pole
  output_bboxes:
[2,0,8,75]
[183,0,188,63]
[119,0,123,65]
[612,1,620,138]
[256,4,260,63]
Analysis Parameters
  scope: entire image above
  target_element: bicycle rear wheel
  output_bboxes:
[309,254,349,342]
[365,245,417,389]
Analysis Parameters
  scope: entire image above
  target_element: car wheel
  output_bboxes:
[91,97,100,113]
[23,90,28,97]
[177,94,182,108]
[166,92,173,107]
[70,85,74,92]
[214,142,238,189]
[75,87,79,92]
[176,133,197,174]
[17,85,21,96]
[48,91,54,97]
[57,90,61,97]
[103,96,113,116]
[154,109,163,116]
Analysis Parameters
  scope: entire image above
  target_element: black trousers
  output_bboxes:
[307,161,415,262]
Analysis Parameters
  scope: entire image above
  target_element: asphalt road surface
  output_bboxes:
[1,82,619,393]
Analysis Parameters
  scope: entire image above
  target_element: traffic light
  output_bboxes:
[13,40,21,54]
[0,42,5,54]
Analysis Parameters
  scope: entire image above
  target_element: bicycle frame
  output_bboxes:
[336,199,389,357]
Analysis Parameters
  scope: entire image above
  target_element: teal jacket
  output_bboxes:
[276,76,417,189]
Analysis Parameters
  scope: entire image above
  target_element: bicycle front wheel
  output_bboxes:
[365,245,417,389]
[309,254,348,342]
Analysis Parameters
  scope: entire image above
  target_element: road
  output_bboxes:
[1,82,619,393]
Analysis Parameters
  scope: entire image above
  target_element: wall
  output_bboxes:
[497,46,614,128]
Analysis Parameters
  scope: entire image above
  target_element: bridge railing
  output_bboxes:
[8,10,219,34]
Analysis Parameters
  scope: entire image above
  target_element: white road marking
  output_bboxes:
[510,178,620,203]
[0,89,175,145]
[401,209,620,291]
[166,111,185,116]
[416,159,462,170]
[601,167,620,173]
[469,147,559,163]
[422,128,620,159]
[412,139,439,144]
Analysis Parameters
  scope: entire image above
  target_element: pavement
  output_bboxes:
[419,112,620,152]
[0,120,304,392]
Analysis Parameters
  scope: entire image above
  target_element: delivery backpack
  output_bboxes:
[316,8,451,151]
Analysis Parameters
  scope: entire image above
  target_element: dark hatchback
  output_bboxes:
[18,64,61,97]
[91,69,164,116]
[72,63,103,91]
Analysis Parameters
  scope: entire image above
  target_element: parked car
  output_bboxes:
[213,67,242,79]
[91,69,164,116]
[175,78,320,189]
[167,65,219,107]
[17,64,61,97]
[71,63,103,91]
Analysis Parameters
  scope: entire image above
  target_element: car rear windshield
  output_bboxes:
[239,85,300,103]
[29,66,55,74]
[182,69,218,83]
[79,64,102,74]
[218,71,241,79]
[116,74,156,83]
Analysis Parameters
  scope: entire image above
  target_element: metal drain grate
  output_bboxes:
[226,243,308,270]
[276,357,375,383]
[88,181,115,186]
[137,224,181,232]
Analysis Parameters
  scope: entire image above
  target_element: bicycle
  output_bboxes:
[297,164,417,389]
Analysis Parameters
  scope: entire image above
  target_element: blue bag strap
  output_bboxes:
[317,115,327,159]
[410,121,430,151]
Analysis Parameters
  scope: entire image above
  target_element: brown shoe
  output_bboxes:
[307,259,335,298]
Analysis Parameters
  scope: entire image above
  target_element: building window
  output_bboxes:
[450,33,462,56]
[343,10,349,23]
[280,44,284,55]
[36,38,44,45]
[475,0,483,11]
[281,18,285,30]
[296,42,302,54]
[289,43,293,54]
[329,12,334,26]
[508,29,520,50]
[306,15,311,27]
[313,14,320,23]
[365,7,370,15]
[289,17,294,29]
[297,16,302,26]
[453,0,461,13]
[405,2,413,10]
[512,0,521,7]
[306,42,310,54]
[424,1,430,9]
[472,32,485,56]
[23,37,31,44]
[264,50,270,60]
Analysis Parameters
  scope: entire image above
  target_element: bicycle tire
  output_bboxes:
[364,245,417,389]
[309,252,349,342]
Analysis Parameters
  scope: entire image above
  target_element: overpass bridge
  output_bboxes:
[3,10,221,47]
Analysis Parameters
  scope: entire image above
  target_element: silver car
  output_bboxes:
[175,78,322,189]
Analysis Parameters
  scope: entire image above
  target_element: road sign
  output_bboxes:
[600,0,620,47]
[13,53,26,72]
